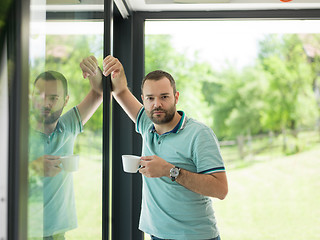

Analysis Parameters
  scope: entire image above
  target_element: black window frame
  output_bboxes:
[6,1,320,239]
[7,0,30,238]
[112,7,320,240]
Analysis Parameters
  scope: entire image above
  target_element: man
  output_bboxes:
[101,55,228,240]
[28,56,103,239]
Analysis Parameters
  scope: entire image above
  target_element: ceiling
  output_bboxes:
[126,0,320,11]
[45,0,320,18]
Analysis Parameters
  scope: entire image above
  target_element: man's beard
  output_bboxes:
[147,105,176,125]
[35,107,64,125]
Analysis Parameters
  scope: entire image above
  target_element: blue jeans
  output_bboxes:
[151,235,221,240]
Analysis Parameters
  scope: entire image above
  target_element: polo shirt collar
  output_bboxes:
[150,111,187,134]
[32,119,65,136]
[56,120,65,133]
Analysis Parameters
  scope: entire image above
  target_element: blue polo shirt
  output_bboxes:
[28,106,83,237]
[136,107,225,240]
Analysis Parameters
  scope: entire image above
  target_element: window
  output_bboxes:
[28,1,104,239]
[145,19,320,240]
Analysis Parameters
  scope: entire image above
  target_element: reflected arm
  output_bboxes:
[77,56,104,125]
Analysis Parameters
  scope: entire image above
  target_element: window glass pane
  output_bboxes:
[145,19,320,240]
[28,1,103,239]
[0,23,10,240]
[0,2,12,238]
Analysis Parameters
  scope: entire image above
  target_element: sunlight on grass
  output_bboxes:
[65,131,320,240]
[65,132,103,239]
[214,145,320,240]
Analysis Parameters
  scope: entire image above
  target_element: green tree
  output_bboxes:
[299,34,320,137]
[202,64,266,139]
[259,35,317,130]
[258,34,318,152]
[145,33,319,152]
[145,35,214,127]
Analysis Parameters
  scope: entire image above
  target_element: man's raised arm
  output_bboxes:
[103,55,142,123]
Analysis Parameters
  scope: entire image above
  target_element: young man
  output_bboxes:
[28,56,103,239]
[101,55,228,240]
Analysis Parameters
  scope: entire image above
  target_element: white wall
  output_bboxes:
[0,38,8,240]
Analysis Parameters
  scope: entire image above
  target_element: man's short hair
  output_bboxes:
[34,71,68,97]
[141,70,177,95]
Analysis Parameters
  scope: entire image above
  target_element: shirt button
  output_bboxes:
[158,141,161,144]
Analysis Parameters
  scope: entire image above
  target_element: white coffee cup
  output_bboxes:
[60,155,79,172]
[122,155,141,173]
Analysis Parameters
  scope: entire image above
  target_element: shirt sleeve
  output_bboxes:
[193,126,225,174]
[135,107,151,135]
[60,106,83,135]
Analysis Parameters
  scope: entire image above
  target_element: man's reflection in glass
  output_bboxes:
[28,56,103,239]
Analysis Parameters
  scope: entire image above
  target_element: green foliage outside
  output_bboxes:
[258,35,316,133]
[29,30,320,239]
[145,35,216,128]
[145,33,320,155]
[0,0,11,33]
[36,32,320,151]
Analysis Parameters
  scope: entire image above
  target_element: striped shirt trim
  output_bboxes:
[199,167,226,174]
[136,107,145,133]
[175,111,187,133]
[73,106,83,132]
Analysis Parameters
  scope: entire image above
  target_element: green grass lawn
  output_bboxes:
[65,153,103,239]
[65,130,320,240]
[213,145,320,240]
